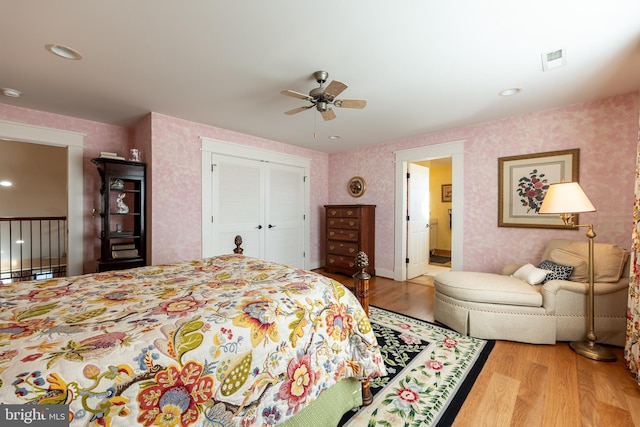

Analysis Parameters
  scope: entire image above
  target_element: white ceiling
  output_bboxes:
[1,1,640,154]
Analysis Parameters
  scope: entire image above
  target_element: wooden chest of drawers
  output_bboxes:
[324,204,375,276]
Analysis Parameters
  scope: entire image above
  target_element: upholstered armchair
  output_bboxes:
[433,239,629,346]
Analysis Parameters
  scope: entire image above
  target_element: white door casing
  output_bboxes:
[394,140,464,281]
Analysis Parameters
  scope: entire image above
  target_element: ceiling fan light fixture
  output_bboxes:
[45,43,83,60]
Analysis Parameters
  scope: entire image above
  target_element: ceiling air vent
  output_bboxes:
[541,48,567,71]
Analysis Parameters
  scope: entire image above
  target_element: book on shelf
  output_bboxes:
[112,249,139,258]
[112,243,136,250]
[100,154,125,160]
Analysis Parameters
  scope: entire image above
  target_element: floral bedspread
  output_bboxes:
[0,255,386,426]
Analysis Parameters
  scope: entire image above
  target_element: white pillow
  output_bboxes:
[512,263,551,285]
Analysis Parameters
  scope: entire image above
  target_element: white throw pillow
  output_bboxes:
[512,263,551,285]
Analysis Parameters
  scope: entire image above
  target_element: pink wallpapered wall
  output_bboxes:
[2,92,638,275]
[327,93,640,274]
[146,113,330,265]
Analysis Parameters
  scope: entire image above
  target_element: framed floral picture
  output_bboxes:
[498,149,579,228]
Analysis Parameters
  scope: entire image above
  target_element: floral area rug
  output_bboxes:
[340,306,495,426]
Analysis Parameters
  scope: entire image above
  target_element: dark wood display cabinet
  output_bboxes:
[92,158,146,272]
[324,204,375,276]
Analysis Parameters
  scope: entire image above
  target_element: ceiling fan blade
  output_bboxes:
[281,89,313,101]
[323,80,347,99]
[334,99,367,109]
[321,108,336,121]
[284,105,313,115]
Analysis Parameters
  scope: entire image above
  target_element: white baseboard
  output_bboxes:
[375,268,394,279]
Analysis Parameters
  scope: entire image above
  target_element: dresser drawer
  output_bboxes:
[327,217,360,229]
[327,228,358,242]
[326,254,356,271]
[326,207,360,218]
[327,240,359,256]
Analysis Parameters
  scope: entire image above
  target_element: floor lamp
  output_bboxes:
[539,182,616,362]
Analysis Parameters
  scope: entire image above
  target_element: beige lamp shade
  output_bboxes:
[539,182,596,214]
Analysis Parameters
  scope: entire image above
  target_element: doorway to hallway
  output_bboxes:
[406,158,453,280]
[393,140,464,282]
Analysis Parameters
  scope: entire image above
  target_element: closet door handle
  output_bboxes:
[268,224,276,228]
[256,225,263,229]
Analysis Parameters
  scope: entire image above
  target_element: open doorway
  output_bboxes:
[408,158,452,280]
[393,140,464,282]
[0,140,68,282]
[0,119,84,276]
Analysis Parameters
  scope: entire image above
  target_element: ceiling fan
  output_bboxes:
[281,71,367,121]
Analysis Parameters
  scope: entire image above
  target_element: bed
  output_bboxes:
[0,243,385,426]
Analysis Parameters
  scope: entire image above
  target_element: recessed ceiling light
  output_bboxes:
[499,88,522,97]
[2,88,21,98]
[45,43,83,60]
[328,135,341,140]
[0,180,13,187]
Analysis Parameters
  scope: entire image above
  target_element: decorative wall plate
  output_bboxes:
[348,176,366,197]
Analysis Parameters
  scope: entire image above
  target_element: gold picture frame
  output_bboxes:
[498,149,579,228]
[348,176,366,197]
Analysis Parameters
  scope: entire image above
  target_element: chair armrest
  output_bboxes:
[541,277,628,315]
[542,278,628,296]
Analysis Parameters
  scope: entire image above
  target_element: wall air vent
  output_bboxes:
[541,48,567,71]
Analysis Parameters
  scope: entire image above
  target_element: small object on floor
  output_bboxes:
[430,254,451,264]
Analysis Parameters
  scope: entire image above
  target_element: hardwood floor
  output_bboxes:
[315,269,640,427]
